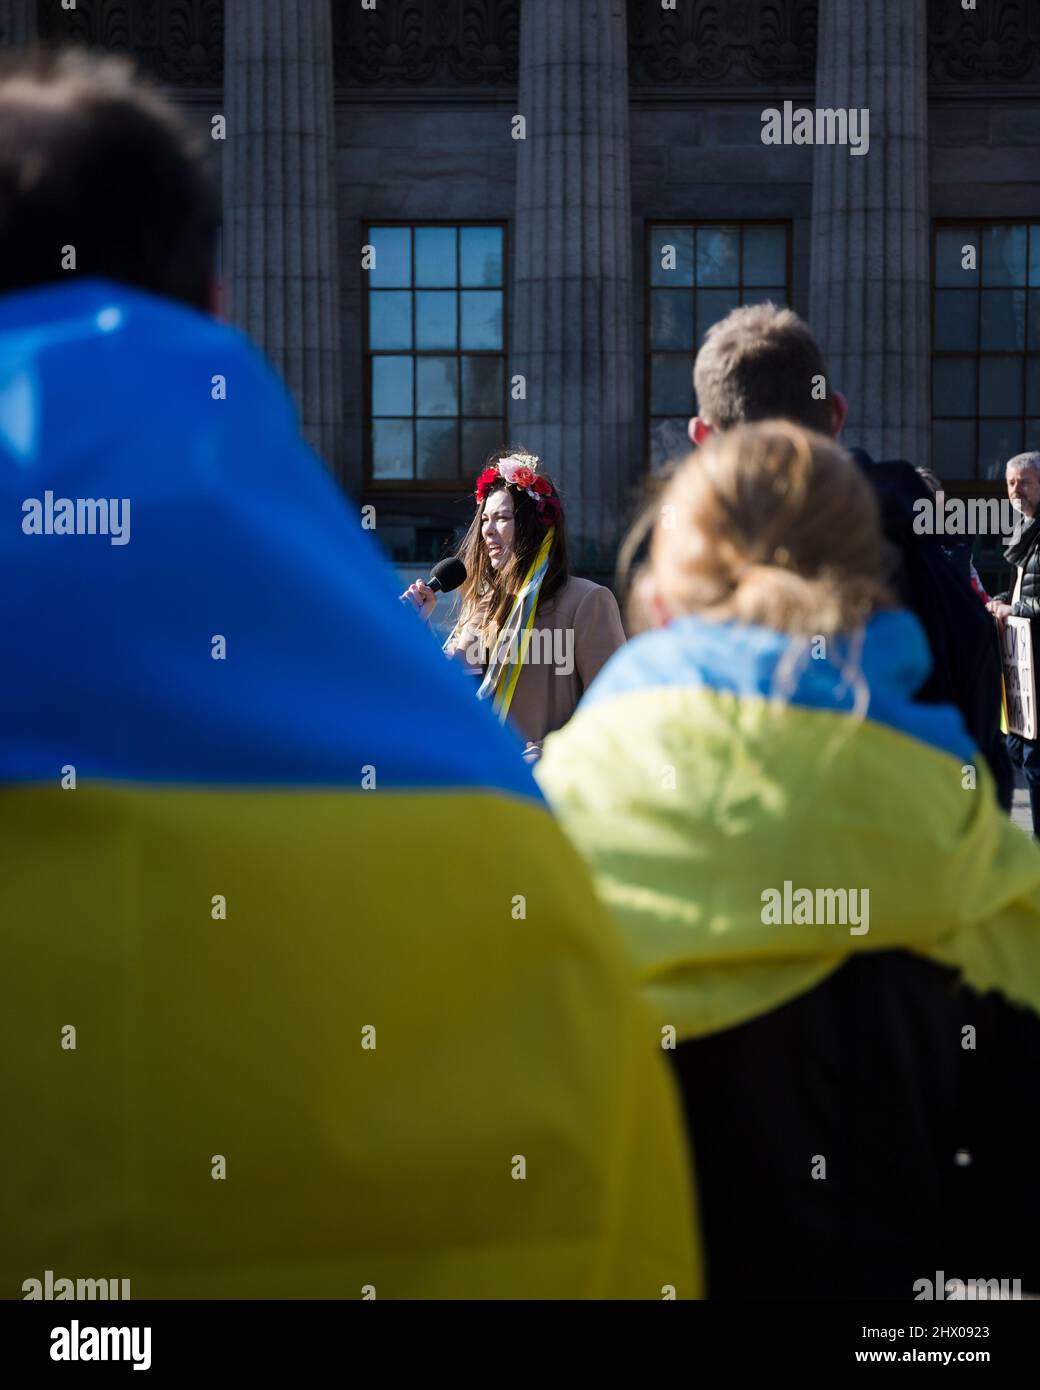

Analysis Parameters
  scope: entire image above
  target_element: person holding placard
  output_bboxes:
[989,453,1040,836]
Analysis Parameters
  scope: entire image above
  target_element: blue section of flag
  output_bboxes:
[581,609,975,765]
[0,279,538,800]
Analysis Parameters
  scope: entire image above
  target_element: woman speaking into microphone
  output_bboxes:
[402,449,625,759]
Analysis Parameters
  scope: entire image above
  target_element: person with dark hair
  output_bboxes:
[0,49,219,309]
[0,52,700,1299]
[689,301,1014,813]
[403,448,626,758]
[917,466,991,604]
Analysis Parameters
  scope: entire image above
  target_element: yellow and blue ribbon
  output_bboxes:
[478,526,555,723]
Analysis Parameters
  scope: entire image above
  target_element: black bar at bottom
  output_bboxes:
[1,1298,1036,1378]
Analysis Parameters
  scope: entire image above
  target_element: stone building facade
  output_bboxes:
[9,0,1040,580]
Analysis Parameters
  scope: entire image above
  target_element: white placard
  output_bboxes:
[1002,615,1037,741]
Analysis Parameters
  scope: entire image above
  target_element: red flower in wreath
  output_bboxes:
[475,467,500,501]
[511,465,535,489]
[530,476,553,497]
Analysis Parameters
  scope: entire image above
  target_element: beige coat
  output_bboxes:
[446,576,626,749]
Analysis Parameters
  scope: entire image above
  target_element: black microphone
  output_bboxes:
[426,556,467,594]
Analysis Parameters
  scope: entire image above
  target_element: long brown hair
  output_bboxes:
[453,448,570,645]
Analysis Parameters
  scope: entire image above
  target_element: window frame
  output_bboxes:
[930,218,1040,486]
[362,218,510,491]
[642,218,793,473]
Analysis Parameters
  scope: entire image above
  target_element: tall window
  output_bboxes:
[645,222,791,471]
[932,223,1040,480]
[364,223,507,487]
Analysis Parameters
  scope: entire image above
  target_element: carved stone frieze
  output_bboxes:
[28,1,1040,95]
[627,0,817,89]
[927,0,1040,85]
[335,0,520,88]
[36,1,222,86]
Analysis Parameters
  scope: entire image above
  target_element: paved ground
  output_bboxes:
[1011,771,1033,837]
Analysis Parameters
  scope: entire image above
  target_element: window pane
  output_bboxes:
[371,355,413,416]
[979,418,1024,478]
[415,227,457,287]
[697,288,741,345]
[742,227,786,286]
[650,418,690,473]
[651,355,694,415]
[417,420,459,480]
[462,419,505,471]
[415,291,457,349]
[1027,422,1040,451]
[368,227,411,288]
[930,230,1040,488]
[372,420,413,479]
[459,227,502,287]
[932,358,976,418]
[934,290,977,351]
[742,287,787,309]
[461,356,503,417]
[650,227,694,286]
[650,290,694,349]
[1029,290,1040,350]
[696,227,739,286]
[979,356,1023,416]
[369,291,412,349]
[932,420,975,479]
[1027,357,1040,414]
[982,225,1027,286]
[643,223,791,475]
[416,357,458,416]
[366,223,507,488]
[460,291,503,349]
[936,226,978,287]
[980,289,1026,350]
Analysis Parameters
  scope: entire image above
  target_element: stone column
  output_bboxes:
[0,1,34,46]
[511,0,634,566]
[223,0,343,473]
[809,0,930,465]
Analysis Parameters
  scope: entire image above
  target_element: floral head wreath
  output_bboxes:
[474,452,563,528]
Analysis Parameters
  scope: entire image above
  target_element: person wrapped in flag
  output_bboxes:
[537,421,1040,1299]
[0,50,700,1300]
[402,450,626,759]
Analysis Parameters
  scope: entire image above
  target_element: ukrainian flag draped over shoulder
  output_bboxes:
[537,610,1040,1041]
[0,280,699,1299]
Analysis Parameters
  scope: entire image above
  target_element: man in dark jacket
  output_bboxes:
[688,302,1013,811]
[848,451,1013,812]
[988,452,1040,835]
[671,952,1040,1298]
